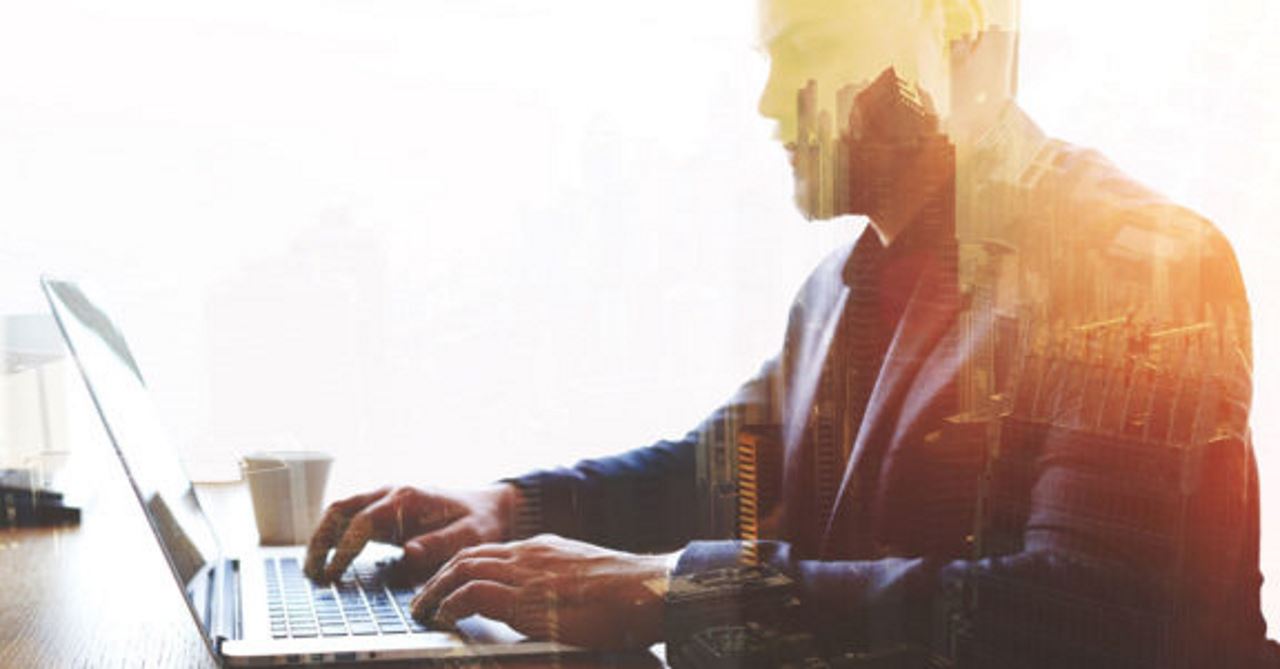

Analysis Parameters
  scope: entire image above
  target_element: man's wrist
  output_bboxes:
[493,478,543,541]
[664,549,683,578]
[633,550,682,648]
[491,482,521,542]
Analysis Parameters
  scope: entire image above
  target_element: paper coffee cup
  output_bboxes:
[241,450,333,545]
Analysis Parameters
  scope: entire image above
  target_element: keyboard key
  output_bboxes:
[321,625,349,637]
[349,624,378,636]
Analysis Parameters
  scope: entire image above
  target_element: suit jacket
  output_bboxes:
[512,111,1270,667]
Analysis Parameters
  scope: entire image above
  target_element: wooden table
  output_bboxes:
[0,449,660,668]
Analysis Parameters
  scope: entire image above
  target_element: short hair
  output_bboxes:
[923,0,987,43]
[760,0,1018,46]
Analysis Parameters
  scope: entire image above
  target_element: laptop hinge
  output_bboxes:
[210,557,241,649]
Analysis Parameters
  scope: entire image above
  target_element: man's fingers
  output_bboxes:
[413,541,515,590]
[434,535,514,568]
[432,581,518,628]
[322,513,377,582]
[332,486,394,513]
[397,524,477,578]
[411,557,527,619]
[305,509,352,580]
[321,492,418,581]
[304,487,391,581]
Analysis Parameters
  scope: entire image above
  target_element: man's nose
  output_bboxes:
[756,58,784,119]
[757,76,785,123]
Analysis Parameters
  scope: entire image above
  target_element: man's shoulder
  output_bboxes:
[1032,141,1237,274]
[1008,139,1247,327]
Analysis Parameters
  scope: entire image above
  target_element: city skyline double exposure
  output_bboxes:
[674,14,1265,665]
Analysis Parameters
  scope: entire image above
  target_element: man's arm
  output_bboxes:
[501,240,853,555]
[505,356,781,554]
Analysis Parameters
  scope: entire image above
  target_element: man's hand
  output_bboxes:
[410,534,672,650]
[304,484,518,583]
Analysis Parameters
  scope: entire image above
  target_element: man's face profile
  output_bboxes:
[757,0,1018,220]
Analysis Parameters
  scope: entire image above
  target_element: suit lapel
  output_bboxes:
[782,287,849,468]
[820,255,960,556]
[777,277,849,554]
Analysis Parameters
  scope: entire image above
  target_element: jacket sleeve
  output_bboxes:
[504,357,780,554]
[500,241,849,554]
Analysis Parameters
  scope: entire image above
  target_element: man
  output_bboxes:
[305,1,1273,665]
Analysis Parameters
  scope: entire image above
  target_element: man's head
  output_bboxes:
[758,0,1020,220]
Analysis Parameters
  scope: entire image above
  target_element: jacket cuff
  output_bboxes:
[673,540,752,576]
[663,541,809,666]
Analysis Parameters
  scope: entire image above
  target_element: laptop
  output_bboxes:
[42,277,584,666]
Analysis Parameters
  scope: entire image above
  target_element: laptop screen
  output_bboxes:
[42,279,221,602]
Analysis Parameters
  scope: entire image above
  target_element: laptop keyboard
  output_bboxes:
[264,556,430,638]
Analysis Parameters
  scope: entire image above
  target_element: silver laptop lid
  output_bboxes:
[41,277,224,637]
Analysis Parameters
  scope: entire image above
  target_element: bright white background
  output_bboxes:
[0,0,1276,629]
